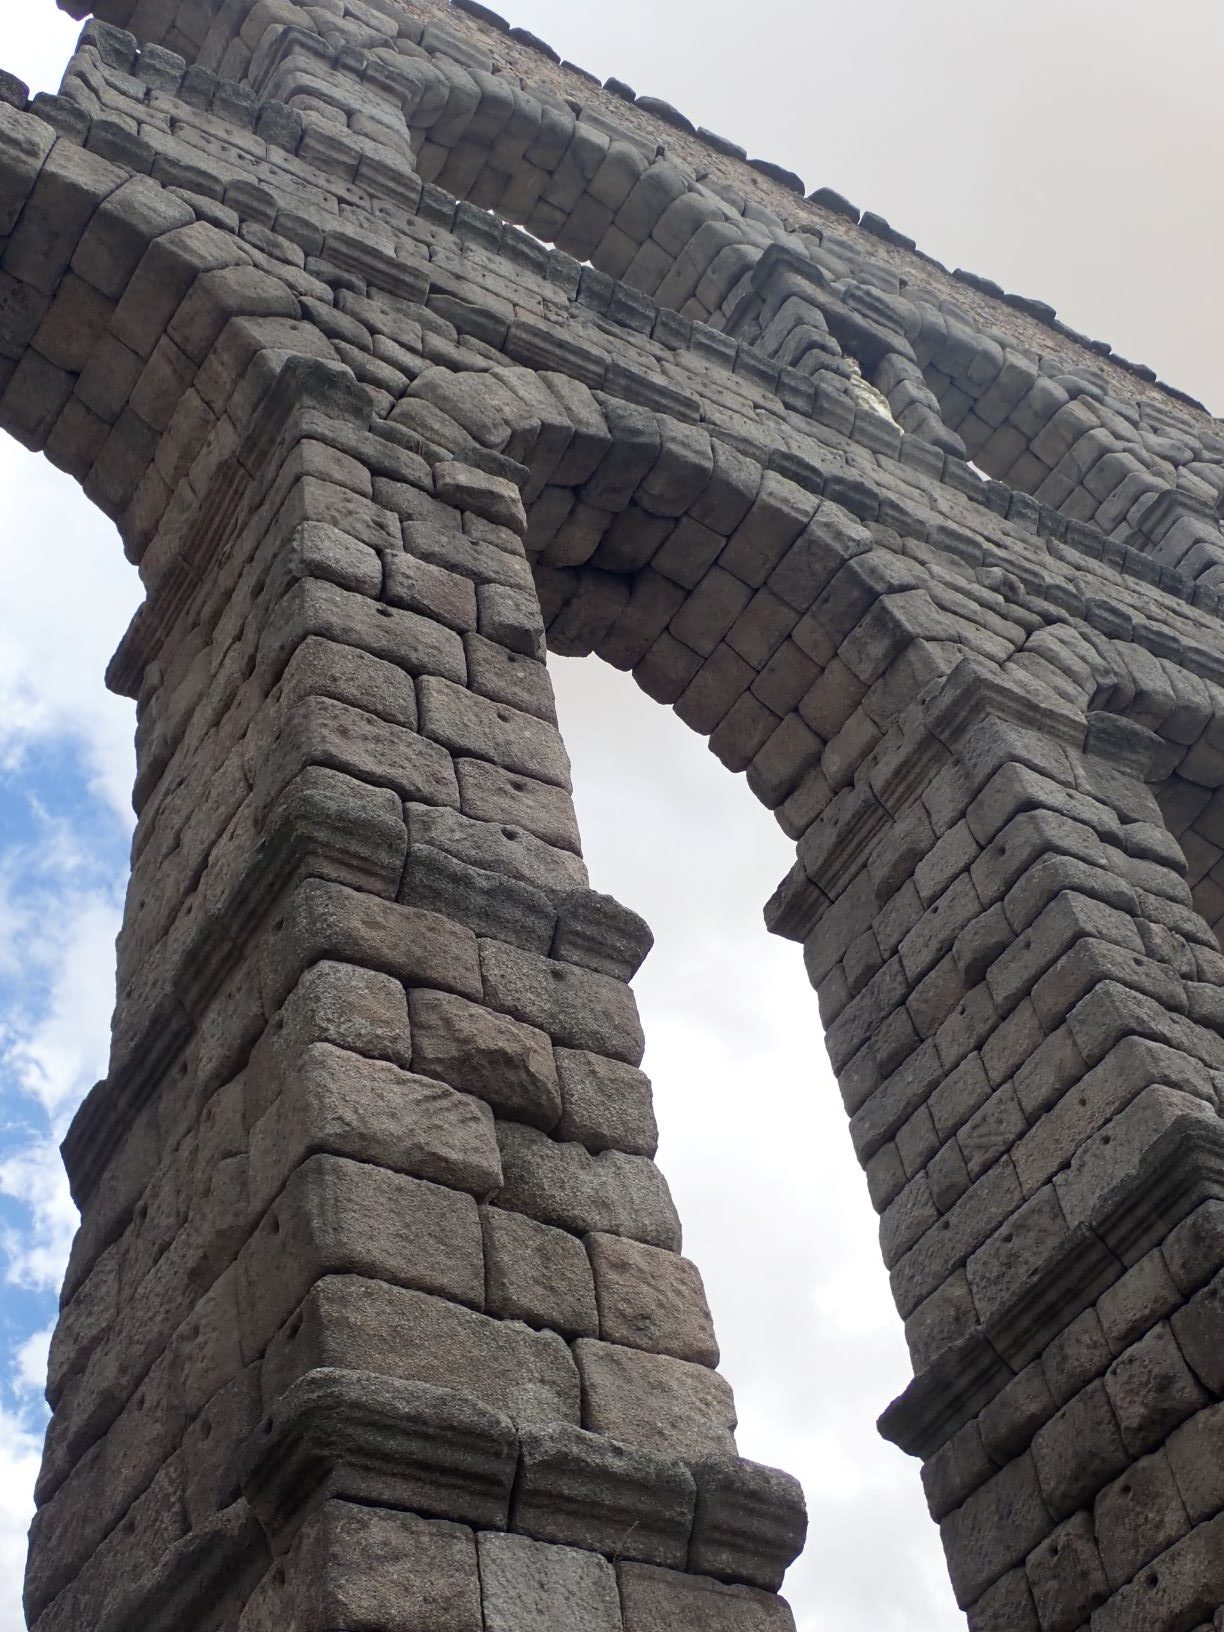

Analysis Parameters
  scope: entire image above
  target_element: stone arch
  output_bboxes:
[45,0,1224,594]
[11,7,1224,1632]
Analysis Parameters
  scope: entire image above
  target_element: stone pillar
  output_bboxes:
[771,660,1224,1630]
[26,362,805,1632]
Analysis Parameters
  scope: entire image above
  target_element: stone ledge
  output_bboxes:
[240,1367,806,1589]
[767,656,1096,945]
[880,1114,1224,1463]
[242,1367,519,1543]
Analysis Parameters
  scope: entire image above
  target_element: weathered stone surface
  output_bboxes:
[456,756,583,852]
[263,958,413,1074]
[1094,1447,1192,1588]
[514,1422,695,1566]
[400,841,557,954]
[243,1367,520,1539]
[496,1122,681,1249]
[248,1042,503,1212]
[555,1048,659,1156]
[410,988,562,1128]
[690,1456,809,1592]
[263,1276,581,1431]
[478,1532,622,1632]
[23,12,1224,1629]
[940,1454,1052,1608]
[1104,1323,1209,1457]
[241,1500,484,1631]
[587,1231,719,1364]
[482,1204,598,1336]
[244,1153,486,1338]
[552,888,654,979]
[420,674,572,787]
[617,1562,797,1630]
[1025,1509,1109,1632]
[409,802,587,893]
[481,938,646,1062]
[259,879,482,1012]
[1032,1382,1130,1519]
[575,1338,738,1459]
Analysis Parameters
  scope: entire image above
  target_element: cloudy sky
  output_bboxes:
[1,4,1221,1630]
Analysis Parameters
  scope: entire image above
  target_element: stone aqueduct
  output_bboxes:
[7,0,1224,1626]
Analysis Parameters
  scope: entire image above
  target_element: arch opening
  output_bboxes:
[0,422,971,1628]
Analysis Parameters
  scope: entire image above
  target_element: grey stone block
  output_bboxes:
[277,633,419,730]
[482,1205,598,1336]
[242,1500,484,1631]
[1104,1322,1209,1456]
[513,1422,695,1567]
[247,1042,502,1215]
[420,674,572,788]
[435,462,528,532]
[478,581,546,658]
[262,1276,581,1432]
[1024,1510,1108,1632]
[480,939,646,1063]
[556,1049,659,1157]
[241,1153,485,1349]
[401,842,557,955]
[552,888,654,980]
[410,989,561,1129]
[1033,1382,1130,1520]
[408,802,587,893]
[689,1456,808,1592]
[259,578,468,692]
[384,549,479,631]
[243,1367,519,1539]
[617,1562,796,1630]
[939,1453,1052,1609]
[1167,1403,1224,1524]
[496,1122,680,1249]
[588,1232,718,1365]
[259,878,482,1013]
[256,764,409,897]
[575,1338,737,1459]
[1094,1447,1192,1588]
[455,757,583,853]
[478,1532,622,1632]
[258,958,413,1080]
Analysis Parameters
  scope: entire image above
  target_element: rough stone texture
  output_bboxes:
[14,2,1224,1628]
[513,1423,696,1567]
[478,1532,622,1632]
[587,1230,719,1364]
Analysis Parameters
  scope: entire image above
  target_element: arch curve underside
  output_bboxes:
[7,3,1224,1629]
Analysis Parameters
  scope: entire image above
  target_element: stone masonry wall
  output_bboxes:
[4,0,1224,1626]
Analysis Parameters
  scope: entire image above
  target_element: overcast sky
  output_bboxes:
[0,5,1221,1631]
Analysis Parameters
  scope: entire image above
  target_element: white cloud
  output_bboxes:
[3,11,84,97]
[0,822,122,1292]
[0,439,140,825]
[0,1140,78,1297]
[0,1406,39,1632]
[13,1328,52,1401]
[1,875,122,1132]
